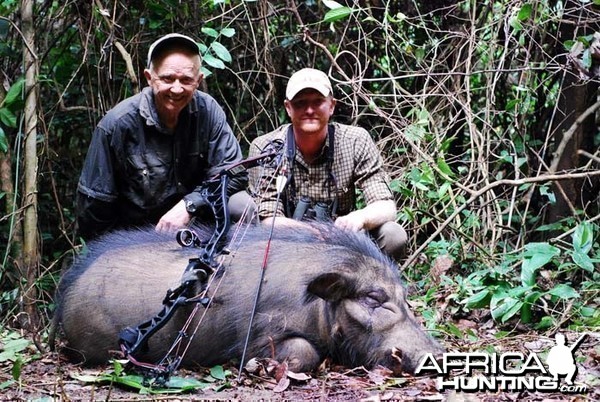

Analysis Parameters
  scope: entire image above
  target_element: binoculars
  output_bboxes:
[292,196,332,222]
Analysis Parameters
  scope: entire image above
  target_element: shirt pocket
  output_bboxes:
[126,153,172,208]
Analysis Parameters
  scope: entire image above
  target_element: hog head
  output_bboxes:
[306,258,444,374]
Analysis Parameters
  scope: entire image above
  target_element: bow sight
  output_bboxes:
[118,141,284,386]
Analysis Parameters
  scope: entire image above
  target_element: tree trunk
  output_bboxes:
[20,0,40,331]
[547,0,600,222]
[0,86,25,288]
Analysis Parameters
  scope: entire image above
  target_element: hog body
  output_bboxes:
[56,222,443,373]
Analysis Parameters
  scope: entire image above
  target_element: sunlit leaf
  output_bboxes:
[210,41,232,63]
[520,242,560,286]
[0,338,31,362]
[547,284,580,299]
[323,7,353,23]
[322,0,344,9]
[572,222,593,254]
[582,48,592,69]
[220,28,235,38]
[201,27,219,38]
[571,251,595,272]
[202,53,226,69]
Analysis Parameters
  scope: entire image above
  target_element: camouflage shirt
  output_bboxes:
[249,122,393,219]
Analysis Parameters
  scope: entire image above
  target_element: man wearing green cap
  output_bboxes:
[77,33,253,240]
[249,68,407,258]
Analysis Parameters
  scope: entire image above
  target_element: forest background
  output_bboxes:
[0,0,599,382]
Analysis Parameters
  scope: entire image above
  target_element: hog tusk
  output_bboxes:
[391,347,403,364]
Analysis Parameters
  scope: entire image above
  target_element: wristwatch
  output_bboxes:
[184,193,207,215]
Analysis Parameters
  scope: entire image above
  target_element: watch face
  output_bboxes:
[186,200,196,213]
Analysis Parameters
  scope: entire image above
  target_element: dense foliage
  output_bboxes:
[0,0,598,343]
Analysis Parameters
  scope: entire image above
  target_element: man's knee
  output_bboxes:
[371,221,408,259]
[228,191,257,223]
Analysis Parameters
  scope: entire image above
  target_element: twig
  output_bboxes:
[401,170,600,270]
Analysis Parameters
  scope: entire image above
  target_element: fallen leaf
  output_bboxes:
[273,376,290,392]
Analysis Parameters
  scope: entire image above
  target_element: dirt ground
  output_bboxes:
[1,330,598,401]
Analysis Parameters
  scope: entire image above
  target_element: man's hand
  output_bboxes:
[156,199,192,233]
[334,211,366,232]
[334,200,397,232]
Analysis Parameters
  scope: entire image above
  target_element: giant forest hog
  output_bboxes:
[55,222,443,374]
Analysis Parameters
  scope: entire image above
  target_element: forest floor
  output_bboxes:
[1,329,598,401]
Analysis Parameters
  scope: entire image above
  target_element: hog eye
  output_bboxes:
[362,289,388,308]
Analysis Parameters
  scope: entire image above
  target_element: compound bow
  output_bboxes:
[118,140,285,385]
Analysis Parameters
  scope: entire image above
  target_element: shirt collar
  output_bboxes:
[139,87,199,134]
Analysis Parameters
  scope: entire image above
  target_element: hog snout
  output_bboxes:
[378,340,445,375]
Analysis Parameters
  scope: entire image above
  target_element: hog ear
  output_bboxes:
[306,273,356,302]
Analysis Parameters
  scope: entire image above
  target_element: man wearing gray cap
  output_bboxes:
[77,33,253,240]
[249,68,407,258]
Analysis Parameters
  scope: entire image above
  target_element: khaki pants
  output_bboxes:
[369,221,408,259]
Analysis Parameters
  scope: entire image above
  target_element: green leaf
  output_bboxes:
[465,289,490,308]
[572,251,595,272]
[534,316,555,330]
[3,78,24,108]
[517,3,533,21]
[165,376,209,391]
[11,358,23,381]
[444,322,463,338]
[491,296,520,322]
[405,124,426,142]
[220,28,235,38]
[582,48,592,69]
[323,7,353,23]
[0,380,15,390]
[509,16,523,32]
[322,0,344,9]
[210,41,232,63]
[436,156,454,177]
[0,108,17,128]
[521,290,543,323]
[501,300,523,323]
[547,284,580,299]
[210,365,227,380]
[520,242,560,286]
[202,53,226,69]
[201,27,219,38]
[0,338,31,362]
[572,222,593,254]
[0,126,8,153]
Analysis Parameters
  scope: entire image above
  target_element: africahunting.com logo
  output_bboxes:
[415,333,588,393]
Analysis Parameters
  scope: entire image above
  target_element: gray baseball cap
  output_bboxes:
[147,33,200,67]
